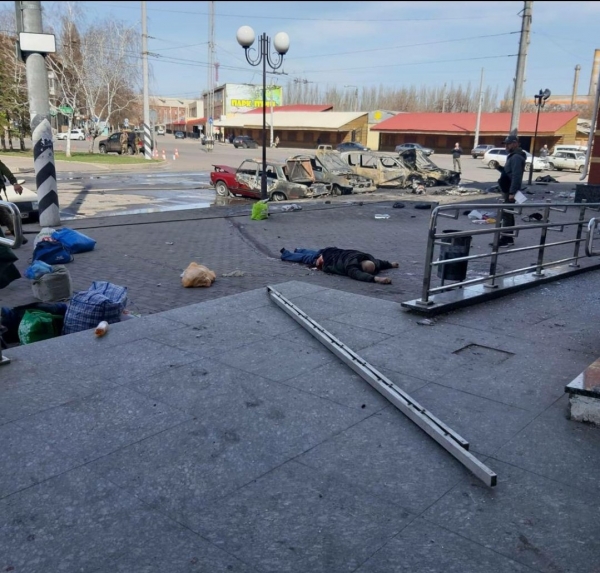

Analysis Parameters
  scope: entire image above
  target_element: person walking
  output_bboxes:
[493,134,526,248]
[452,142,462,172]
[0,159,27,244]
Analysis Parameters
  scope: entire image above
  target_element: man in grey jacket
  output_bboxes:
[493,134,526,247]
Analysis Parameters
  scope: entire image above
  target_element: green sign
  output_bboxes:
[58,105,73,115]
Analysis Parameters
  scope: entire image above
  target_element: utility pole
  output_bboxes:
[474,68,484,148]
[441,83,447,113]
[141,1,151,159]
[16,0,60,226]
[206,0,215,148]
[509,0,533,134]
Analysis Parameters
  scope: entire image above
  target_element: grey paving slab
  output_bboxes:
[355,517,533,573]
[436,344,596,413]
[327,308,417,337]
[267,280,329,299]
[0,421,80,499]
[190,460,414,573]
[297,407,469,516]
[90,526,260,573]
[410,382,536,457]
[89,376,368,526]
[0,373,101,426]
[16,386,191,463]
[278,360,391,411]
[0,466,199,573]
[214,336,335,382]
[494,395,600,495]
[423,460,600,573]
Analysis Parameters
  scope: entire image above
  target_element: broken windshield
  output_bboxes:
[316,153,352,173]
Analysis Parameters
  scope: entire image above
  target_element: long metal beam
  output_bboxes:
[267,286,497,488]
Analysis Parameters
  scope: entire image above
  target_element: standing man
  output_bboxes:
[452,142,462,172]
[539,144,549,158]
[120,131,128,155]
[493,134,526,248]
[0,159,27,244]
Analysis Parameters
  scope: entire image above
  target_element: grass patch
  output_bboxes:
[1,149,158,164]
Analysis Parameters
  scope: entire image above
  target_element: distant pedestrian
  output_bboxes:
[120,131,128,155]
[452,142,462,172]
[539,144,549,158]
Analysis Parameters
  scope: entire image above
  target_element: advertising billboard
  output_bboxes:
[226,84,283,114]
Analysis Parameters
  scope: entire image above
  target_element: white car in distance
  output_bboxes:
[56,129,85,141]
[482,148,547,172]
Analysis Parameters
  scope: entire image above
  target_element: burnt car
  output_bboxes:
[288,152,375,195]
[210,159,330,201]
[340,149,460,189]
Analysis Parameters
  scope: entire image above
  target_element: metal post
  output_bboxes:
[473,68,484,148]
[510,1,533,134]
[18,0,60,226]
[261,34,267,200]
[528,98,542,185]
[141,1,151,160]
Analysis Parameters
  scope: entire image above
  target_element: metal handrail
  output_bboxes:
[416,201,600,305]
[0,201,24,248]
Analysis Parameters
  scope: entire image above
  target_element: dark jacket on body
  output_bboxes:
[498,148,526,195]
[321,247,393,282]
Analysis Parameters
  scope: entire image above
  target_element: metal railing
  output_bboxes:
[0,200,24,249]
[408,200,600,308]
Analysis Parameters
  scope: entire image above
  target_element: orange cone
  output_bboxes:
[161,149,166,160]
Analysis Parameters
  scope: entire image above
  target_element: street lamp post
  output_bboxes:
[528,88,551,185]
[237,26,289,200]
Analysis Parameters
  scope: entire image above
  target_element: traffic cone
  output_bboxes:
[153,147,158,159]
[175,148,179,158]
[161,149,166,160]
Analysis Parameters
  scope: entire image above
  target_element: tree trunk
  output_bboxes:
[66,117,73,157]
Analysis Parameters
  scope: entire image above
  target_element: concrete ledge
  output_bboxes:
[565,358,600,425]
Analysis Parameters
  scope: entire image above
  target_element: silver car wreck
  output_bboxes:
[235,159,331,201]
[340,149,461,189]
[289,152,376,195]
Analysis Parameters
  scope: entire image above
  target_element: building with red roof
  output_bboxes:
[371,112,579,154]
[245,104,333,114]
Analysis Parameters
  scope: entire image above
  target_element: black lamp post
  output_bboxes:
[237,26,289,200]
[528,88,551,185]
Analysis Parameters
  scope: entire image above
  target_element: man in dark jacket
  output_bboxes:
[0,159,27,244]
[316,247,398,284]
[494,134,526,248]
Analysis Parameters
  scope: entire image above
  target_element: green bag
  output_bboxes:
[17,309,63,345]
[251,200,269,221]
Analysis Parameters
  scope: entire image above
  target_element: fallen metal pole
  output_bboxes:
[267,286,497,487]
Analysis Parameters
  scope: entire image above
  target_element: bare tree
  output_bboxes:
[47,3,141,153]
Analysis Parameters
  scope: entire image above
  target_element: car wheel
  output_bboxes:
[489,160,499,169]
[579,165,585,173]
[271,192,286,202]
[525,163,531,172]
[79,136,84,141]
[472,154,477,159]
[332,185,342,196]
[127,146,135,156]
[215,181,229,197]
[548,162,555,170]
[99,145,107,154]
[556,167,563,171]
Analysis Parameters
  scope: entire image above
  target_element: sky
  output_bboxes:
[3,1,600,102]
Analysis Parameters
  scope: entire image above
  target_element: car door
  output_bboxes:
[234,160,261,198]
[563,152,577,170]
[107,133,120,152]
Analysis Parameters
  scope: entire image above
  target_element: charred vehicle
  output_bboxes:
[233,159,331,201]
[340,150,460,189]
[289,152,375,195]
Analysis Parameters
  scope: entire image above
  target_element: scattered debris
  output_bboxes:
[392,202,405,209]
[165,241,174,245]
[281,204,302,212]
[417,318,436,326]
[222,270,245,277]
[522,212,543,222]
[374,214,390,219]
[435,186,485,196]
[414,203,432,210]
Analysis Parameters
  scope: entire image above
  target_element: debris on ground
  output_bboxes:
[181,263,216,288]
[414,203,433,210]
[417,318,436,326]
[222,270,245,277]
[281,204,302,212]
[392,202,405,208]
[434,186,486,196]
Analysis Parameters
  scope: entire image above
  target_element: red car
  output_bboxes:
[209,160,331,201]
[210,164,251,198]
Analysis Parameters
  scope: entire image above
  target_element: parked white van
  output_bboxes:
[553,144,587,154]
